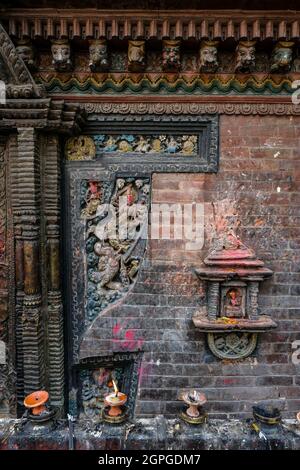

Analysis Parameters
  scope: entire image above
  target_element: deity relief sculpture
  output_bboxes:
[65,135,96,161]
[82,177,150,321]
[128,40,145,71]
[162,40,181,71]
[51,40,73,72]
[16,39,36,71]
[270,41,294,73]
[222,287,245,318]
[89,39,109,72]
[93,134,198,155]
[235,41,256,73]
[199,41,219,73]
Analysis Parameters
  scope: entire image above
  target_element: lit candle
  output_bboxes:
[112,380,118,397]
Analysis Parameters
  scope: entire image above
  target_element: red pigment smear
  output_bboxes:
[112,323,121,336]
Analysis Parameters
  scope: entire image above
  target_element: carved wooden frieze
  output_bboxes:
[65,115,219,173]
[4,9,300,44]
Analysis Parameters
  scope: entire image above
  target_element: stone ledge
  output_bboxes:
[0,417,300,450]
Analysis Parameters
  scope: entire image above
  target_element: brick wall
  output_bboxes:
[81,114,300,419]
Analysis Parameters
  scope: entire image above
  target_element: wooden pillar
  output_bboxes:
[17,128,45,395]
[44,134,64,410]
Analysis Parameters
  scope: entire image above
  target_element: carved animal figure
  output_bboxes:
[271,42,294,73]
[16,40,36,70]
[199,41,219,73]
[89,40,109,71]
[51,40,72,72]
[128,40,145,66]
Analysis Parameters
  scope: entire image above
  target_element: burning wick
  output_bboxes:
[188,390,199,403]
[112,380,119,397]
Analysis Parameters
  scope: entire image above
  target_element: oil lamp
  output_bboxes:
[103,380,128,424]
[23,390,56,424]
[24,390,49,416]
[179,389,207,425]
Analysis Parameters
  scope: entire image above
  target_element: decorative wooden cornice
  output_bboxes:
[69,95,300,116]
[2,9,300,42]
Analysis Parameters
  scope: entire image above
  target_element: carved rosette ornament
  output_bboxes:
[193,232,277,360]
[162,40,181,71]
[270,41,294,73]
[235,41,256,73]
[89,39,109,72]
[128,40,146,72]
[51,39,73,72]
[199,41,219,73]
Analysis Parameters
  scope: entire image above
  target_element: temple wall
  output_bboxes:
[81,114,300,418]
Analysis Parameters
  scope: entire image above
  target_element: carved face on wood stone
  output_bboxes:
[128,40,145,71]
[16,40,36,70]
[162,40,181,71]
[51,40,72,72]
[89,40,109,71]
[270,42,294,72]
[235,41,256,73]
[199,41,219,73]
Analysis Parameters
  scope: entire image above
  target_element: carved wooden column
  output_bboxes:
[0,136,16,417]
[207,281,220,320]
[17,128,45,395]
[43,134,64,409]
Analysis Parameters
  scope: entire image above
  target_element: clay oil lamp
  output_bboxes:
[24,390,49,416]
[23,390,56,424]
[103,380,128,424]
[179,389,207,425]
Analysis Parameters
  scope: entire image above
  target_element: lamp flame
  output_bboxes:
[112,380,119,397]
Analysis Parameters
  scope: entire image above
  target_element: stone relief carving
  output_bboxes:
[270,41,294,73]
[235,41,256,73]
[51,40,73,72]
[207,332,258,360]
[128,40,145,71]
[82,177,150,322]
[162,40,181,71]
[199,41,219,73]
[89,39,109,72]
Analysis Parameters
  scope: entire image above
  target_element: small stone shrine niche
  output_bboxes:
[193,232,277,360]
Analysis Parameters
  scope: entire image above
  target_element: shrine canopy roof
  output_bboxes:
[196,234,273,280]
